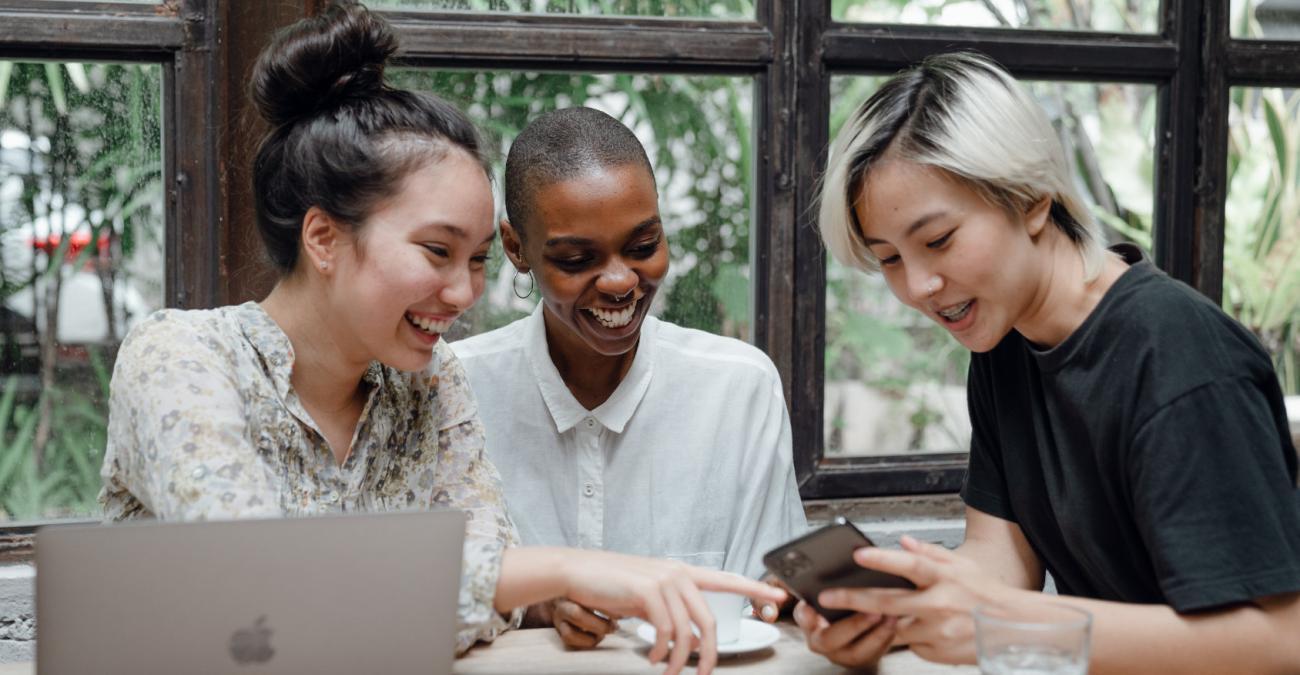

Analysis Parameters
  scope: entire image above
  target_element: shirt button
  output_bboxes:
[584,418,596,430]
[328,490,340,503]
[583,482,595,497]
[191,466,207,480]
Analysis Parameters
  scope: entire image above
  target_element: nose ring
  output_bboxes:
[925,277,942,294]
[612,288,633,302]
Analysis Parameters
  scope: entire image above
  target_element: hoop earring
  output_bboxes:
[512,269,535,299]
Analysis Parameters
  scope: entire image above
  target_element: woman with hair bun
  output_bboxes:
[798,52,1300,673]
[98,4,781,672]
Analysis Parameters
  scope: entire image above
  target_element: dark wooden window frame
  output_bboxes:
[0,0,225,310]
[374,2,1300,499]
[0,0,1295,546]
[0,0,223,553]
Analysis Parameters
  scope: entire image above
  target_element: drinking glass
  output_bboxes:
[974,602,1092,675]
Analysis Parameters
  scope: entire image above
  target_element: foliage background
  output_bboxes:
[0,62,162,519]
[1,0,1296,517]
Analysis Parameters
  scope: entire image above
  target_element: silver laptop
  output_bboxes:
[36,510,466,675]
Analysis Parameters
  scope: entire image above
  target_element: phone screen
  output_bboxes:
[762,519,915,622]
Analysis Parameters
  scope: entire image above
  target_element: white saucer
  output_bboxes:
[633,618,781,656]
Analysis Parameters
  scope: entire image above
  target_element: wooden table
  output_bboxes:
[0,624,977,674]
[454,624,978,674]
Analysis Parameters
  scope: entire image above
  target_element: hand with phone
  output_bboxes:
[762,518,915,621]
[815,534,1017,666]
[762,519,915,669]
[772,526,1019,668]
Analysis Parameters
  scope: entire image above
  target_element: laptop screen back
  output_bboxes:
[36,510,466,675]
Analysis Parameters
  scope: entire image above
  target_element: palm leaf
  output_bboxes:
[64,63,90,94]
[0,403,39,494]
[43,62,67,115]
[0,61,12,108]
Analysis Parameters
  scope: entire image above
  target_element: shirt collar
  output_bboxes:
[521,303,657,435]
[236,301,296,399]
[235,301,385,402]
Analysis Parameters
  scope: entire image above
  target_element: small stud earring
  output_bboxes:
[319,261,329,271]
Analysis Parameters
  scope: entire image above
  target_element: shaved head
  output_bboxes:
[504,107,655,240]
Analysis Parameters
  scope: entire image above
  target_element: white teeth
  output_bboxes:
[586,299,638,329]
[406,313,454,335]
[938,301,973,322]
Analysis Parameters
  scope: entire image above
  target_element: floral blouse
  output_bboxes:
[100,302,520,653]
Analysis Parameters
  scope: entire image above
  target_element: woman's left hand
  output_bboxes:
[816,535,1013,665]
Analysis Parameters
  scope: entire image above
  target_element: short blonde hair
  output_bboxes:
[818,52,1108,279]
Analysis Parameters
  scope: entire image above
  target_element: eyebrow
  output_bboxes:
[860,211,946,247]
[543,216,662,248]
[428,222,495,245]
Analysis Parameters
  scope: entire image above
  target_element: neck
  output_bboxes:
[1015,234,1126,348]
[260,276,369,414]
[542,307,638,410]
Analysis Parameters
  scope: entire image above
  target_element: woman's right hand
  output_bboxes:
[793,599,897,668]
[558,550,787,675]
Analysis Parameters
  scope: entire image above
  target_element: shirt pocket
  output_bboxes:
[664,551,726,571]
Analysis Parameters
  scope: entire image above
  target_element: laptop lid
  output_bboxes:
[36,510,466,675]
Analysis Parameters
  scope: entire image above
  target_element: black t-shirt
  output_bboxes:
[961,244,1300,612]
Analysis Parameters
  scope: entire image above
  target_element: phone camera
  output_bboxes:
[780,549,812,577]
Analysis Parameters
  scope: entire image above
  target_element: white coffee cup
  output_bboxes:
[702,591,745,645]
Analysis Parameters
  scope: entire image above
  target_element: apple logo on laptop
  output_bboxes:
[229,614,275,665]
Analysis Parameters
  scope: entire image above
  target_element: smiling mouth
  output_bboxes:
[936,300,973,323]
[585,298,639,329]
[405,312,455,335]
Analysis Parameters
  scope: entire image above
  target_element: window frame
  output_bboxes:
[0,0,225,311]
[795,2,1204,497]
[0,0,1292,540]
[0,0,223,550]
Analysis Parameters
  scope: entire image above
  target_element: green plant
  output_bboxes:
[390,68,755,339]
[0,349,111,520]
[0,60,159,520]
[1224,88,1300,394]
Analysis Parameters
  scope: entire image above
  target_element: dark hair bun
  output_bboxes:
[249,1,489,274]
[249,2,396,129]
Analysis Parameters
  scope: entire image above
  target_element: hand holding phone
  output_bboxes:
[762,518,915,623]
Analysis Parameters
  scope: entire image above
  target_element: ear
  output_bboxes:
[301,206,344,273]
[499,219,529,272]
[1024,196,1053,239]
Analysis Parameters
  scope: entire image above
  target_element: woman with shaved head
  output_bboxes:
[454,107,807,649]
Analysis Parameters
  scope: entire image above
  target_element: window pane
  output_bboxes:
[1233,0,1300,38]
[0,61,164,521]
[373,0,752,19]
[824,76,1156,457]
[1225,87,1300,399]
[833,0,1158,32]
[386,70,754,342]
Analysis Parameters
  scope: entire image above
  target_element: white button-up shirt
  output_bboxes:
[453,306,807,578]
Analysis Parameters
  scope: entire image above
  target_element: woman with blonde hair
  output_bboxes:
[799,51,1300,673]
